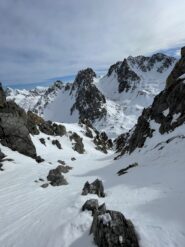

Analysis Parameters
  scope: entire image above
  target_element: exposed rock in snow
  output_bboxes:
[0,85,37,158]
[47,165,68,186]
[82,179,105,197]
[82,199,99,215]
[90,210,140,247]
[70,132,85,154]
[70,68,107,122]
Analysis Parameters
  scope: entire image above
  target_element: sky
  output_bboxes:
[0,0,185,88]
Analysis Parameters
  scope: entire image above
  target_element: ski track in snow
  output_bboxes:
[0,122,185,247]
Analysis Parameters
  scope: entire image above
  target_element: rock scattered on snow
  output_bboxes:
[117,162,139,176]
[52,139,62,149]
[39,138,46,146]
[81,179,105,197]
[70,132,85,154]
[41,183,49,188]
[58,160,66,165]
[47,165,68,186]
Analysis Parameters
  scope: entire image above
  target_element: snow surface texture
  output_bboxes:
[0,121,185,247]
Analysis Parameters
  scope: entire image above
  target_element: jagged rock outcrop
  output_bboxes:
[82,199,99,215]
[108,59,140,93]
[82,179,105,197]
[0,85,37,158]
[70,132,85,154]
[70,68,107,122]
[107,53,176,94]
[27,111,66,136]
[115,46,185,156]
[166,47,185,88]
[47,165,68,186]
[90,210,140,247]
[94,132,113,154]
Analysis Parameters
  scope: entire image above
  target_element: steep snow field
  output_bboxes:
[0,122,185,247]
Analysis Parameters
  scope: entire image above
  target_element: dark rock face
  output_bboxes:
[90,210,139,247]
[166,48,185,88]
[39,121,66,136]
[107,59,140,93]
[28,111,66,137]
[27,111,41,135]
[82,179,105,197]
[0,96,37,158]
[82,199,99,215]
[47,165,68,186]
[94,132,113,154]
[118,59,141,93]
[85,126,93,138]
[71,68,107,122]
[70,132,85,154]
[107,53,176,94]
[115,47,185,156]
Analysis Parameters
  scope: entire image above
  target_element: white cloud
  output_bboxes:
[0,0,185,84]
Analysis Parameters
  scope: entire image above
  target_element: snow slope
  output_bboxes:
[0,121,185,247]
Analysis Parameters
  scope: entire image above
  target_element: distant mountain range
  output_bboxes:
[6,53,176,137]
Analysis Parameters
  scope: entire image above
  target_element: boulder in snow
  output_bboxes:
[90,210,140,247]
[82,179,105,197]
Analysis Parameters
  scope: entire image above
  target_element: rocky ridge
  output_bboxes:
[115,47,185,156]
[70,68,107,122]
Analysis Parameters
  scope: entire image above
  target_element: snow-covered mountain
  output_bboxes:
[6,53,176,138]
[44,53,176,137]
[6,81,65,115]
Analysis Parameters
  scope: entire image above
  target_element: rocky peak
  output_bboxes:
[70,68,107,122]
[117,59,141,93]
[107,53,176,95]
[115,47,185,157]
[107,59,140,93]
[74,68,96,86]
